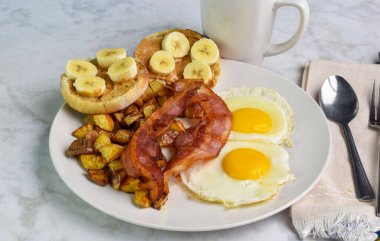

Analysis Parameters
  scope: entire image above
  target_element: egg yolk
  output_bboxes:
[232,108,272,133]
[222,148,271,180]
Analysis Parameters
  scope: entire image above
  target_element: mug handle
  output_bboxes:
[264,0,310,57]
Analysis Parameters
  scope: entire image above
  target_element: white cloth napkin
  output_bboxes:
[291,59,380,241]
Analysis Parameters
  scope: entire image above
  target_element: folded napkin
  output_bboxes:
[291,59,380,241]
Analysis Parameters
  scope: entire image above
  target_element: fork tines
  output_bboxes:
[369,80,380,128]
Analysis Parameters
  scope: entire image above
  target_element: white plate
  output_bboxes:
[49,59,331,232]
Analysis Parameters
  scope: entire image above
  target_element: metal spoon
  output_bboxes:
[319,75,375,201]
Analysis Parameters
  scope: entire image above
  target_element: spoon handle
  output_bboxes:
[341,123,375,201]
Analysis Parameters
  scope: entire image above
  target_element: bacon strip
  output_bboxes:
[121,80,232,208]
[163,81,232,194]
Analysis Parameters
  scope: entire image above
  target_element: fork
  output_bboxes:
[369,80,380,216]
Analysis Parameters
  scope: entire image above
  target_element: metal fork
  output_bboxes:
[369,80,380,216]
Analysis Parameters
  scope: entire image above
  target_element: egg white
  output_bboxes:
[180,141,295,207]
[218,87,294,146]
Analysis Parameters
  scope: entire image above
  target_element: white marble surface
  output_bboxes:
[1,0,379,240]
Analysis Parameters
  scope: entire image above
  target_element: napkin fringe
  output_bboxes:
[293,211,379,241]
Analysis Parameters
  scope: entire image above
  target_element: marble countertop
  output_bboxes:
[1,0,379,240]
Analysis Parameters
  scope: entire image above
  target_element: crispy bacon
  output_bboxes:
[121,80,232,208]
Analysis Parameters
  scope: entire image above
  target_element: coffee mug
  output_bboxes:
[201,0,310,65]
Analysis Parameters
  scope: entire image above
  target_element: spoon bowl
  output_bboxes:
[320,75,359,123]
[319,75,374,201]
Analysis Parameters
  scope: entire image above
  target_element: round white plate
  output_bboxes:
[49,59,331,232]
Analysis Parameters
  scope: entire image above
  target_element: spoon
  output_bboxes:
[319,75,375,201]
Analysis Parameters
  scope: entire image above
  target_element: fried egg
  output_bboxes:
[218,87,294,146]
[180,141,294,207]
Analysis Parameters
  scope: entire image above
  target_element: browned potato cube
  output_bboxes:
[85,130,99,141]
[108,159,123,173]
[87,169,108,186]
[93,114,114,131]
[98,144,124,163]
[133,191,151,208]
[134,97,144,107]
[82,115,94,124]
[157,96,169,107]
[137,119,145,128]
[72,123,94,139]
[142,86,155,101]
[67,138,94,157]
[158,120,185,146]
[111,129,133,145]
[156,88,172,97]
[149,79,166,94]
[94,127,113,137]
[125,104,139,114]
[94,133,111,151]
[124,112,143,126]
[80,154,106,170]
[113,112,125,124]
[110,169,127,190]
[120,177,141,193]
[143,99,158,118]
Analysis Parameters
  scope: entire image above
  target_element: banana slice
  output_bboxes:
[183,60,213,83]
[65,60,98,79]
[108,57,138,82]
[149,50,175,75]
[190,38,219,65]
[162,31,190,58]
[96,48,127,69]
[73,75,106,97]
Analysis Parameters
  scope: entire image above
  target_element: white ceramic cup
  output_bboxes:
[201,0,310,65]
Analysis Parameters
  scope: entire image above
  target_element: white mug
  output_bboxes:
[201,0,310,65]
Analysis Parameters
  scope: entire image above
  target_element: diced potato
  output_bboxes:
[158,120,185,146]
[171,119,185,132]
[143,99,158,118]
[110,169,127,190]
[98,144,124,163]
[93,114,114,131]
[94,132,111,151]
[143,104,157,118]
[113,112,125,124]
[125,104,139,114]
[94,127,113,137]
[149,79,166,94]
[72,123,94,139]
[134,97,144,107]
[87,169,108,186]
[137,119,145,128]
[124,112,143,126]
[120,177,141,193]
[108,159,123,173]
[111,129,133,145]
[156,88,172,97]
[157,96,169,107]
[85,130,98,141]
[80,154,106,170]
[133,191,151,208]
[82,115,94,124]
[142,86,155,101]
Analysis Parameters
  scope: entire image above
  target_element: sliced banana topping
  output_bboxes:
[108,57,138,82]
[73,75,106,97]
[65,60,98,79]
[162,31,190,58]
[149,50,175,75]
[183,60,213,83]
[96,48,127,69]
[190,38,219,65]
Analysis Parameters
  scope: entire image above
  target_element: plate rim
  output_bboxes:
[49,59,331,232]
